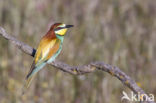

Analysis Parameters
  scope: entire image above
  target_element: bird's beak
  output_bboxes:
[65,25,74,28]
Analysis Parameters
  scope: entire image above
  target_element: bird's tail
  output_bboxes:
[21,62,46,95]
[21,73,36,95]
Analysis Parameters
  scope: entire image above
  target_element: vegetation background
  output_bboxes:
[0,0,156,103]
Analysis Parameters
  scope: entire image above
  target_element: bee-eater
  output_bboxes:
[25,23,73,88]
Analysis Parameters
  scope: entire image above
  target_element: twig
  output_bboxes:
[0,27,154,103]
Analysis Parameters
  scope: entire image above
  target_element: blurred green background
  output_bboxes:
[0,0,156,103]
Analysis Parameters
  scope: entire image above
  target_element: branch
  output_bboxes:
[0,27,154,103]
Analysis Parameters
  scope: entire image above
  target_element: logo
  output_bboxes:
[121,91,154,102]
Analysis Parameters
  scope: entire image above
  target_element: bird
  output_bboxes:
[24,23,73,89]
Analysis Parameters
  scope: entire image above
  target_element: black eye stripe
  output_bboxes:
[56,34,64,36]
[55,27,65,31]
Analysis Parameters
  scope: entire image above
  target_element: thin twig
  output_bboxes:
[0,27,154,103]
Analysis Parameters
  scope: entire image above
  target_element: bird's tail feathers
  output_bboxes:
[21,73,36,95]
[21,62,46,95]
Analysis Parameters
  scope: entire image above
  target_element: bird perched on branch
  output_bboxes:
[24,23,73,89]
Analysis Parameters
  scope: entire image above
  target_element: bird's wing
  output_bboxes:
[24,38,61,89]
[46,39,61,60]
[26,38,57,79]
[23,38,60,89]
[35,38,57,66]
[35,38,61,65]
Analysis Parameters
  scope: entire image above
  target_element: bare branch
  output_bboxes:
[0,27,154,103]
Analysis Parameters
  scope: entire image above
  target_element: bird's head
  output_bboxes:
[50,23,73,36]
